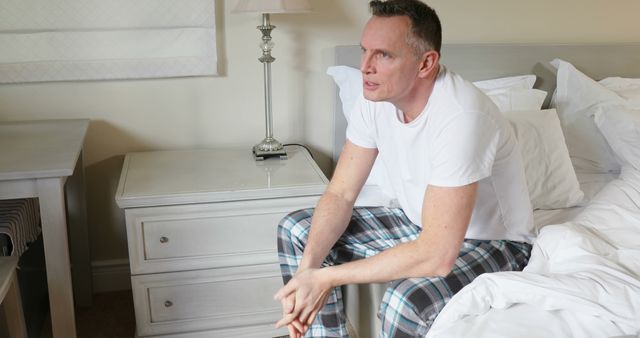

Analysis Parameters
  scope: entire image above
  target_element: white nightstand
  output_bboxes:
[115,145,327,338]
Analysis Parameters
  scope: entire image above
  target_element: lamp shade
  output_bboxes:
[233,0,311,14]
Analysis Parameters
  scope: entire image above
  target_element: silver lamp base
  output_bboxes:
[253,137,288,160]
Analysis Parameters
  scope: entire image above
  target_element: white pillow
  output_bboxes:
[505,109,584,209]
[473,74,536,91]
[471,74,547,112]
[594,105,640,171]
[599,77,640,106]
[485,88,547,112]
[326,65,361,123]
[550,59,640,173]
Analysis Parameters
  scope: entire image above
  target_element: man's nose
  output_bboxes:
[360,53,374,74]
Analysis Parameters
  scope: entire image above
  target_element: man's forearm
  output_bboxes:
[297,190,355,271]
[321,239,453,288]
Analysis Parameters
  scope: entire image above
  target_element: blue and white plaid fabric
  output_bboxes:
[278,207,531,338]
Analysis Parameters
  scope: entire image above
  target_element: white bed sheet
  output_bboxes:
[426,166,640,338]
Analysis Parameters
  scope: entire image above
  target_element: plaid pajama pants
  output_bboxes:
[277,207,532,338]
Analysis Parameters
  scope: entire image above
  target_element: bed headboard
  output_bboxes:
[332,43,640,167]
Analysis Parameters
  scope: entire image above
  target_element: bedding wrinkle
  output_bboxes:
[427,168,640,337]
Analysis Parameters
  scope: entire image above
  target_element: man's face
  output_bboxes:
[360,15,421,104]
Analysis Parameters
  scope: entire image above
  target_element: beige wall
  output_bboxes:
[1,0,639,263]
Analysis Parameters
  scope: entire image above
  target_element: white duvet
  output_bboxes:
[427,166,640,338]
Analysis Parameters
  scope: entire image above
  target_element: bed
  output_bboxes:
[328,44,640,337]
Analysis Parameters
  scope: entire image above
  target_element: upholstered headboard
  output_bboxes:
[332,44,640,166]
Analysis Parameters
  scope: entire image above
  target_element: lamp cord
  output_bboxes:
[284,143,315,160]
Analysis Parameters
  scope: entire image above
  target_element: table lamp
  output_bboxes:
[233,0,312,160]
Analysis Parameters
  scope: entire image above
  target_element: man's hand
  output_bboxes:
[280,293,308,338]
[274,268,333,333]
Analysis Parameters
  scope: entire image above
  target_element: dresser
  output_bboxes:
[115,146,328,338]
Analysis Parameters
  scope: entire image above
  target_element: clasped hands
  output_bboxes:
[273,268,332,338]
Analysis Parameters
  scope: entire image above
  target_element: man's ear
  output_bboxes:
[418,50,440,78]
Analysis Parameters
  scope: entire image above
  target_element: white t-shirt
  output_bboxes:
[346,66,535,243]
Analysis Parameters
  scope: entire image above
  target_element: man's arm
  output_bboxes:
[326,182,476,283]
[275,182,477,328]
[277,140,377,337]
[298,140,378,271]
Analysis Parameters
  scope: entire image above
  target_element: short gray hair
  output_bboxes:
[369,0,442,56]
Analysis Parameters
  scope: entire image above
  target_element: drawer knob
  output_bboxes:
[164,300,173,307]
[159,236,169,244]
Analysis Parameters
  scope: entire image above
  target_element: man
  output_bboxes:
[274,1,534,337]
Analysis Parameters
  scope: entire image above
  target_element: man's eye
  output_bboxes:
[380,52,391,58]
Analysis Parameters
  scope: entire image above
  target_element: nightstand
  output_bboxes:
[115,145,327,338]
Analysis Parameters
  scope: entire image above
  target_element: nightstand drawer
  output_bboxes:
[125,195,320,274]
[132,263,287,337]
[142,212,281,260]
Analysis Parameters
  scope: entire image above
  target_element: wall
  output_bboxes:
[1,0,639,290]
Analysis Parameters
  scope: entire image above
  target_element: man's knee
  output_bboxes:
[378,278,450,337]
[379,279,427,321]
[277,207,317,261]
[277,208,315,240]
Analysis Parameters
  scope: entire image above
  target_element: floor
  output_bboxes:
[39,290,136,338]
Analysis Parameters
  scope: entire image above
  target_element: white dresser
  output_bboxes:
[115,146,328,338]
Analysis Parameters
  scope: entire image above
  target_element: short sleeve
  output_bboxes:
[429,112,501,187]
[346,95,378,149]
